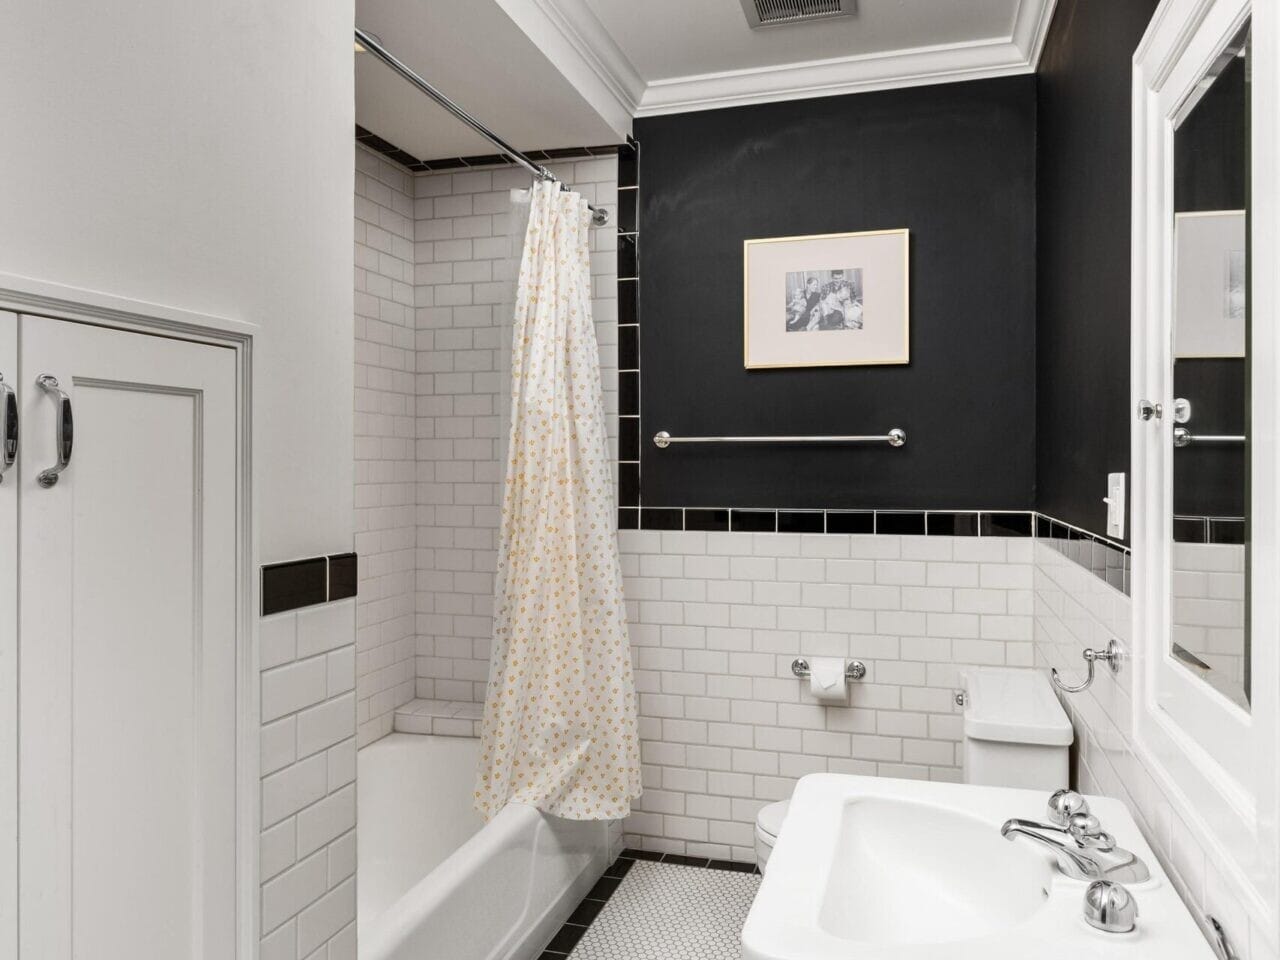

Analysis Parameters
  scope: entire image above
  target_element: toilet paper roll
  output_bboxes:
[808,657,848,704]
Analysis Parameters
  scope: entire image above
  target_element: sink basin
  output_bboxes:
[818,797,1053,944]
[742,774,1218,960]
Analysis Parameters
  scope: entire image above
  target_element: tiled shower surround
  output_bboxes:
[411,157,621,708]
[354,143,419,745]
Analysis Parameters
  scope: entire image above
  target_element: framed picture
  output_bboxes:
[743,228,910,369]
[1173,210,1246,358]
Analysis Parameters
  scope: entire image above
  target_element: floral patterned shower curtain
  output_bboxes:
[474,181,641,821]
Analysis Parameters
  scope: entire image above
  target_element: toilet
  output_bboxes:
[753,667,1072,871]
[961,666,1072,790]
[754,797,788,872]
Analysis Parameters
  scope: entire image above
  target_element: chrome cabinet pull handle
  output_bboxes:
[0,375,16,484]
[36,374,72,488]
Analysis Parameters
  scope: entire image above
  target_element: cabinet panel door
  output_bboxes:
[17,315,238,960]
[0,310,16,960]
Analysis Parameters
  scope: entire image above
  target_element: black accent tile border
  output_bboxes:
[537,849,758,958]
[356,124,622,174]
[1035,517,1131,595]
[629,508,1041,537]
[778,510,824,533]
[926,512,979,536]
[262,553,360,616]
[685,508,730,532]
[612,504,1132,594]
[328,553,358,601]
[731,509,777,532]
[1174,514,1247,544]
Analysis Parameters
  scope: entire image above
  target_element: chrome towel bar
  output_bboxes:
[1173,428,1246,447]
[653,428,906,449]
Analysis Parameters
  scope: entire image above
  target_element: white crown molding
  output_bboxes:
[635,36,1035,116]
[528,0,1058,120]
[494,0,644,136]
[1013,0,1060,69]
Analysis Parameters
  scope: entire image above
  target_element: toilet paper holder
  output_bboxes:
[791,657,866,681]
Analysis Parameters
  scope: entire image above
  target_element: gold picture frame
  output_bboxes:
[743,228,910,370]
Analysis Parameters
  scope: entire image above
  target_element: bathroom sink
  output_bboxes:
[817,797,1053,945]
[742,774,1217,960]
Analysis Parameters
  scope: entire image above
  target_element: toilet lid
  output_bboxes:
[757,799,789,839]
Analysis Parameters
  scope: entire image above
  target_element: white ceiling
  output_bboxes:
[583,0,1022,81]
[354,0,1056,163]
[355,0,625,161]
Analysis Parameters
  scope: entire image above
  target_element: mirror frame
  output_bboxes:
[1133,0,1279,942]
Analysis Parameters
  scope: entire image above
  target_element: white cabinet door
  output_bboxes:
[17,315,239,960]
[0,311,16,960]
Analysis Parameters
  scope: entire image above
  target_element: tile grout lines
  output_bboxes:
[537,849,759,958]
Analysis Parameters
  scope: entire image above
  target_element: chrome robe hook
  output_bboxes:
[1052,639,1122,694]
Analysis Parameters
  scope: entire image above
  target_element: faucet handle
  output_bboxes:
[1068,813,1116,852]
[1084,880,1138,933]
[1047,789,1090,826]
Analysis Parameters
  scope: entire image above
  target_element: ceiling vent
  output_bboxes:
[739,0,856,29]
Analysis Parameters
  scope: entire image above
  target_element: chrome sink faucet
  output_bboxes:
[1000,790,1151,884]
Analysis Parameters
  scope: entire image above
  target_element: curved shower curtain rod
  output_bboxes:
[355,27,611,228]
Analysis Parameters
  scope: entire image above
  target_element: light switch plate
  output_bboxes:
[1105,472,1126,539]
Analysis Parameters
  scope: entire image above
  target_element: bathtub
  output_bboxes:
[358,733,611,960]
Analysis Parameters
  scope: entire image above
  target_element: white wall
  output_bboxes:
[354,145,419,745]
[1,3,356,954]
[1034,542,1276,960]
[0,0,355,564]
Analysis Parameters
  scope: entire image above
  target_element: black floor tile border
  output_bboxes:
[536,849,758,958]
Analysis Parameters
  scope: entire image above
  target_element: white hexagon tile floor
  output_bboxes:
[565,859,761,959]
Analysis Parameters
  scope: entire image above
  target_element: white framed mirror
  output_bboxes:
[1133,0,1279,943]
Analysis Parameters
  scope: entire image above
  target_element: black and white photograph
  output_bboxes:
[744,228,909,368]
[785,268,864,332]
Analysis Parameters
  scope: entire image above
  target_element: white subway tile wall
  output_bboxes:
[1033,542,1275,960]
[618,529,1035,860]
[259,602,358,960]
[355,144,419,746]
[413,158,620,707]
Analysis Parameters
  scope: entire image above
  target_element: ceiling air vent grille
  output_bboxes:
[739,0,856,29]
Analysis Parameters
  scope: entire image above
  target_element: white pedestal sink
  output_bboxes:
[742,774,1217,960]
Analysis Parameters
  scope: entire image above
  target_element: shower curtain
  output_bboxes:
[475,180,641,821]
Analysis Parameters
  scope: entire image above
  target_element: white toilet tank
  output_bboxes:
[962,668,1073,790]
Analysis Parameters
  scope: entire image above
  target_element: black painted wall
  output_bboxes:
[1035,0,1160,541]
[634,77,1037,511]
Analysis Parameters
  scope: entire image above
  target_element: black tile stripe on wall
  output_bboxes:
[356,124,622,173]
[617,137,641,522]
[536,849,757,958]
[262,553,359,615]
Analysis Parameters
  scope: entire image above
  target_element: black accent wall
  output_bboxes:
[633,77,1038,511]
[1035,0,1161,541]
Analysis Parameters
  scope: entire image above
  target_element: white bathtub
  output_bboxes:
[358,733,611,960]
